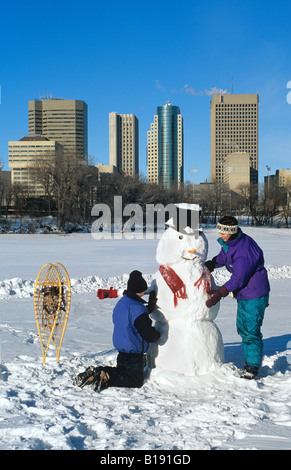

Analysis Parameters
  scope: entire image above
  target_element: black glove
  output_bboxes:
[206,285,228,307]
[205,260,215,273]
[147,290,157,313]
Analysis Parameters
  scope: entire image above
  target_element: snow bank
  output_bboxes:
[0,273,154,300]
[0,265,290,300]
[0,217,91,234]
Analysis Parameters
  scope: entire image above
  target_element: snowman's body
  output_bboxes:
[148,226,224,376]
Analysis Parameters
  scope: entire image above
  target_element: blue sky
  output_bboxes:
[1,0,291,184]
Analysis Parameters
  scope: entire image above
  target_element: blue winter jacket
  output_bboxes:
[112,291,158,354]
[212,229,270,300]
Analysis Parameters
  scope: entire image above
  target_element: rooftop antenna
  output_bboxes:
[231,75,234,94]
[40,93,54,101]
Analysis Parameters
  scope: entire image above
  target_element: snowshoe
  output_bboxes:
[74,366,102,388]
[240,364,259,380]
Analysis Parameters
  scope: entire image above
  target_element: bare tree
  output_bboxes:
[32,150,98,229]
[31,150,55,216]
[0,163,13,218]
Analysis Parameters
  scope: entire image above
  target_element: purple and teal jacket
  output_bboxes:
[211,229,270,300]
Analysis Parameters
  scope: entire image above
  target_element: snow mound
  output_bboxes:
[0,266,290,300]
[0,273,155,300]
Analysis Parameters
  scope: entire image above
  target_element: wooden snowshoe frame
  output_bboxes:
[34,263,71,363]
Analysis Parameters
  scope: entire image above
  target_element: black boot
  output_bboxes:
[74,366,102,388]
[240,363,259,380]
[91,370,110,392]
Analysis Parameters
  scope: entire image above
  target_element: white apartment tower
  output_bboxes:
[109,112,139,176]
[147,115,159,184]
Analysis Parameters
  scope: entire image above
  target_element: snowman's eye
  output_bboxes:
[179,235,183,240]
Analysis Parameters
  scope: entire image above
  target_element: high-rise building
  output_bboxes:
[28,98,88,159]
[210,94,258,184]
[224,152,258,191]
[109,112,139,176]
[8,136,63,195]
[147,114,159,184]
[275,169,291,187]
[265,169,291,188]
[147,102,183,188]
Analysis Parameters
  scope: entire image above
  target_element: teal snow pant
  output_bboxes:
[236,295,269,368]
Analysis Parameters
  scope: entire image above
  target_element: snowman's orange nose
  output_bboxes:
[188,249,197,253]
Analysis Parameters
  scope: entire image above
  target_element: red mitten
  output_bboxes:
[97,287,118,299]
[206,285,228,307]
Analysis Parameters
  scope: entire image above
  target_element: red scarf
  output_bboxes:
[194,268,212,295]
[159,265,187,307]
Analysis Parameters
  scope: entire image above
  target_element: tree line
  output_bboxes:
[0,151,290,229]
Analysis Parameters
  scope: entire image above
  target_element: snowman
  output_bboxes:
[147,204,224,376]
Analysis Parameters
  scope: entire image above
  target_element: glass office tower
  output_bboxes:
[147,102,183,188]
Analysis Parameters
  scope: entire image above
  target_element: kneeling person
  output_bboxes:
[74,270,160,392]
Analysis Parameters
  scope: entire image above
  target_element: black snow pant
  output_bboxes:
[103,352,145,388]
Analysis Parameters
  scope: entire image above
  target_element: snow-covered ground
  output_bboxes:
[0,226,290,450]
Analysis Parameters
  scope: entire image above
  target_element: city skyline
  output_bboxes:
[1,0,291,185]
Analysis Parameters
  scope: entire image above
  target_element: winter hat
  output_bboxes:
[127,270,148,293]
[217,216,239,235]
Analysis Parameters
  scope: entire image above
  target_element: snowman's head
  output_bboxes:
[156,226,208,266]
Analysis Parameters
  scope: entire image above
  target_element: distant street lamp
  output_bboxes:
[228,167,234,211]
[266,165,271,192]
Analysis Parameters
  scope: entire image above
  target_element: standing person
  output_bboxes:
[74,270,160,392]
[205,216,270,380]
